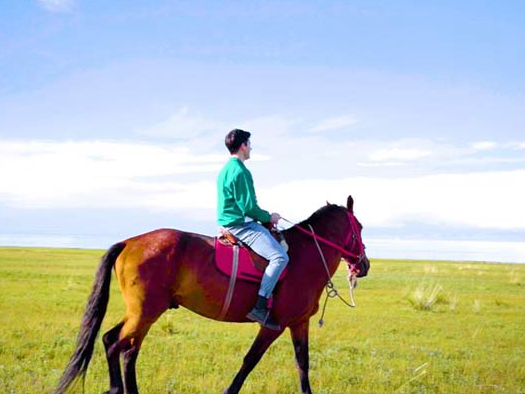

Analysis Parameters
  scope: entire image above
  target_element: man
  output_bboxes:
[217,129,289,331]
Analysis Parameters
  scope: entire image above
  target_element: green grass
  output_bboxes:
[1,247,524,393]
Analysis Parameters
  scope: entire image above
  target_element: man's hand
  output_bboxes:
[270,213,281,225]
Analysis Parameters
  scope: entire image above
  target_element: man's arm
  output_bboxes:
[232,171,271,223]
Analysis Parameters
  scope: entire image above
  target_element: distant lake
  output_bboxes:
[367,238,525,264]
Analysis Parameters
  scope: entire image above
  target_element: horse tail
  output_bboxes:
[53,242,126,394]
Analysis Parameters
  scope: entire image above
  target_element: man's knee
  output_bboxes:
[268,248,288,266]
[273,249,289,267]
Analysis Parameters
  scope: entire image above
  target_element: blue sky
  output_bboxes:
[1,0,524,262]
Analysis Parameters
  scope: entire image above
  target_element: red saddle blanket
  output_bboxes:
[214,237,287,284]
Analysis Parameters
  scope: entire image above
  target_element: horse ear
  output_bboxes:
[347,195,354,212]
[326,200,331,206]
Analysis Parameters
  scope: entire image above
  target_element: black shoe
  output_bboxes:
[246,307,281,331]
[246,296,281,331]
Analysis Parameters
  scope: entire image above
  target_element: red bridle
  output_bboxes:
[287,209,365,267]
[283,208,365,315]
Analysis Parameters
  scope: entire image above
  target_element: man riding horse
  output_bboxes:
[53,128,369,394]
[217,129,288,330]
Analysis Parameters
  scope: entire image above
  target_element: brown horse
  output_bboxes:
[53,195,369,394]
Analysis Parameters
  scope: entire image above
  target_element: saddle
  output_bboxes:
[214,226,289,320]
[214,227,288,284]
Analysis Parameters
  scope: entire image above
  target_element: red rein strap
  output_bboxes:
[346,210,365,257]
[288,210,363,260]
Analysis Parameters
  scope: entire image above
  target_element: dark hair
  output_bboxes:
[225,129,251,154]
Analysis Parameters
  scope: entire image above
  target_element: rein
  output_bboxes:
[307,223,357,327]
[281,211,364,327]
[286,218,362,260]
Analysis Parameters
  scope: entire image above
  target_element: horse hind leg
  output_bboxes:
[102,321,125,394]
[102,309,166,394]
[122,341,141,394]
[120,306,169,394]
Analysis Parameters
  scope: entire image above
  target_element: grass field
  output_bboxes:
[0,247,524,393]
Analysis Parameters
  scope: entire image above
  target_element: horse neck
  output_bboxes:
[285,210,347,277]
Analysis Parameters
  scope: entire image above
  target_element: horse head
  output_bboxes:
[341,195,369,278]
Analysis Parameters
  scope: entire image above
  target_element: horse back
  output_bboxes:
[113,229,209,312]
[112,227,322,326]
[113,228,260,322]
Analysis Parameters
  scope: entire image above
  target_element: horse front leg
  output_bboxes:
[223,327,283,394]
[290,321,312,394]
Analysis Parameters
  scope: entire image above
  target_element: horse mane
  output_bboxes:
[285,204,345,234]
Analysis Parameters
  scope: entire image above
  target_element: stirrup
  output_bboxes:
[246,308,281,331]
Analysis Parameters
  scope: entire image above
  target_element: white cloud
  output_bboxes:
[369,148,431,162]
[240,115,298,138]
[472,141,497,150]
[309,115,358,133]
[357,161,404,167]
[446,156,525,166]
[0,139,223,209]
[136,111,298,156]
[138,107,225,138]
[0,139,272,211]
[500,141,525,150]
[36,0,74,12]
[259,170,525,230]
[2,138,525,234]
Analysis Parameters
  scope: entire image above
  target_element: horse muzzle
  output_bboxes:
[357,254,370,277]
[346,254,369,278]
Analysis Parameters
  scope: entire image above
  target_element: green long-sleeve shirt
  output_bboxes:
[217,157,271,227]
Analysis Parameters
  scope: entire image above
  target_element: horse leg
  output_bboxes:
[290,321,312,394]
[102,310,166,394]
[223,328,283,394]
[122,343,140,394]
[118,312,165,394]
[102,321,125,394]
